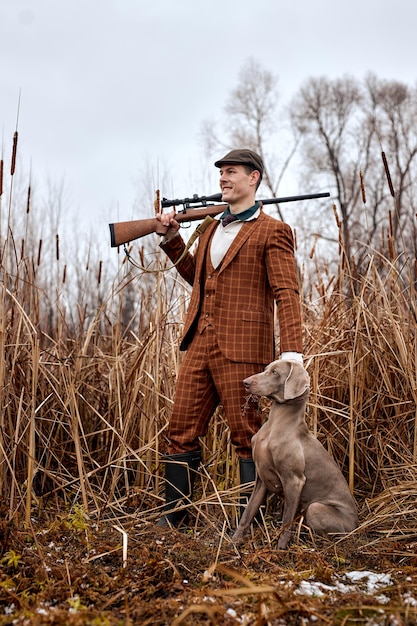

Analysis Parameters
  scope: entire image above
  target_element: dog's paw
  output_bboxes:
[230,530,244,545]
[277,531,291,549]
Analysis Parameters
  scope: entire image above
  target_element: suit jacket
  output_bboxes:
[161,210,303,364]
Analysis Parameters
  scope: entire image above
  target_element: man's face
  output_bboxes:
[219,164,258,206]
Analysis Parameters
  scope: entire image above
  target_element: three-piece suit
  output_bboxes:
[161,208,303,459]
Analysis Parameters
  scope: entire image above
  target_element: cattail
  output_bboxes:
[293,228,298,251]
[21,238,25,260]
[360,170,366,204]
[37,239,42,266]
[381,151,395,198]
[11,131,18,176]
[97,260,102,285]
[56,234,60,261]
[154,189,160,215]
[309,233,318,259]
[62,264,66,284]
[26,184,31,213]
[0,159,3,197]
[332,203,341,228]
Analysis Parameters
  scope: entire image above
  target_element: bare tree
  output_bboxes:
[200,58,300,220]
[290,74,417,267]
[290,76,365,261]
[365,74,417,251]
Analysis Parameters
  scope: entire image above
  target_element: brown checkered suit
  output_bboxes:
[160,209,303,458]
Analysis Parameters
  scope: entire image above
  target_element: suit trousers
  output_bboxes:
[167,325,265,458]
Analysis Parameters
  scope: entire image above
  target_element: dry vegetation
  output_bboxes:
[1,138,417,624]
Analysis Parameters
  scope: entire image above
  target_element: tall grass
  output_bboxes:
[1,136,416,541]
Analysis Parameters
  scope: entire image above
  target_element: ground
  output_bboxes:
[1,503,417,626]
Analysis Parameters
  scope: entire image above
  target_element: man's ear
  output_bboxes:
[283,363,310,400]
[249,169,260,188]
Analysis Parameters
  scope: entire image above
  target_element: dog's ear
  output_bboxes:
[283,363,310,400]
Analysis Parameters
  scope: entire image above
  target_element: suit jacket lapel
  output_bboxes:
[194,219,218,278]
[219,216,261,273]
[194,213,264,278]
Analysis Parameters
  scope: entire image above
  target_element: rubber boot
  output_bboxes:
[239,458,256,517]
[157,451,202,528]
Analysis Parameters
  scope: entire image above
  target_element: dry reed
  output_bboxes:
[0,138,416,554]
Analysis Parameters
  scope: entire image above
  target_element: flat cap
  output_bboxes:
[214,149,264,179]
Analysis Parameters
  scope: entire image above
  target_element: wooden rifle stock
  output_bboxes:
[109,192,330,247]
[109,205,227,247]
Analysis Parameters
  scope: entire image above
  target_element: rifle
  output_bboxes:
[109,191,330,248]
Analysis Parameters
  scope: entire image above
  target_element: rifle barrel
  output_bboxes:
[261,192,330,205]
[161,191,330,208]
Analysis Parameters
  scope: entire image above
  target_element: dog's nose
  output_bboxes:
[243,379,250,389]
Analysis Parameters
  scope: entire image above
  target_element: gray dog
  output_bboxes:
[232,360,358,548]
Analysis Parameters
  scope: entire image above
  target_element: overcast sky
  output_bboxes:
[2,0,417,252]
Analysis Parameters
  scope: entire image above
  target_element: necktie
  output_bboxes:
[222,213,239,226]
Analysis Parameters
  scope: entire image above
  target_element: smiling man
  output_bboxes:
[155,148,304,527]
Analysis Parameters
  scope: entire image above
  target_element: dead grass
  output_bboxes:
[1,136,417,623]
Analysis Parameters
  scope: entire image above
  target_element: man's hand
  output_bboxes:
[156,211,181,243]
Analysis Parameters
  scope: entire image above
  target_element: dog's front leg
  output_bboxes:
[277,475,305,549]
[231,477,268,543]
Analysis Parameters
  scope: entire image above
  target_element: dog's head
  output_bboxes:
[243,359,310,403]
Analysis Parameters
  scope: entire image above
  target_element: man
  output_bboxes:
[156,149,303,527]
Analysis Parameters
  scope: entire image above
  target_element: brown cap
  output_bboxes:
[214,149,264,179]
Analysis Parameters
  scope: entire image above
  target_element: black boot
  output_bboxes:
[239,458,256,518]
[157,451,202,528]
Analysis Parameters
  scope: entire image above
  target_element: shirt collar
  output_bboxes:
[220,201,260,222]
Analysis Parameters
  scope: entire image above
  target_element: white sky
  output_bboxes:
[1,0,417,252]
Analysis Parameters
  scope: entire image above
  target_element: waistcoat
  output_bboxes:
[197,246,219,334]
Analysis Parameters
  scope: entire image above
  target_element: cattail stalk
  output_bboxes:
[26,185,31,214]
[11,131,18,176]
[382,151,395,197]
[309,233,318,259]
[332,203,341,228]
[56,234,60,261]
[360,170,366,204]
[154,189,160,216]
[37,239,42,266]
